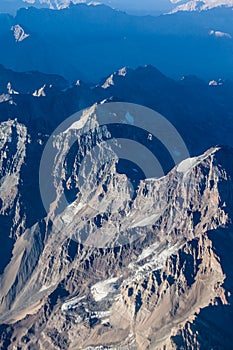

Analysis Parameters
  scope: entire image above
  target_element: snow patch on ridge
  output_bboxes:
[11,25,30,42]
[136,242,160,262]
[127,243,179,283]
[177,147,221,174]
[130,213,161,228]
[61,295,86,312]
[91,277,119,302]
[209,30,232,38]
[118,67,127,77]
[169,0,233,13]
[177,157,199,173]
[63,107,96,134]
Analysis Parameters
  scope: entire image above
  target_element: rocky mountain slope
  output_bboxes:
[0,65,233,348]
[0,105,233,348]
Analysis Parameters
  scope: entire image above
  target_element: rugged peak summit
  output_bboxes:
[7,82,19,95]
[100,65,172,90]
[100,67,131,89]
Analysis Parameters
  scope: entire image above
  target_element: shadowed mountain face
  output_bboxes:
[1,64,233,154]
[0,64,68,94]
[0,65,233,348]
[0,4,233,81]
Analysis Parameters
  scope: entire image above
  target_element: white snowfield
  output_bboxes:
[177,157,199,174]
[83,347,109,350]
[61,295,86,312]
[63,107,96,134]
[177,147,220,175]
[91,277,119,302]
[127,243,179,283]
[39,284,54,292]
[136,242,160,262]
[130,213,161,228]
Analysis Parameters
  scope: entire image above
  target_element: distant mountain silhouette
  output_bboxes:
[0,4,233,81]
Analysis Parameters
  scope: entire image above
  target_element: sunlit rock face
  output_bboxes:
[0,99,233,349]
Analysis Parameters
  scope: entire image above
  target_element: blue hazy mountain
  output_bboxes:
[0,0,175,15]
[1,0,232,15]
[0,4,233,82]
[0,0,48,14]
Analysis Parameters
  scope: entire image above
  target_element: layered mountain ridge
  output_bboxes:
[1,63,233,155]
[0,4,233,81]
[1,0,232,14]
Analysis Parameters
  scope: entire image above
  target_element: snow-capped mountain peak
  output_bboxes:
[28,0,233,12]
[22,0,100,10]
[101,67,129,89]
[11,24,30,42]
[170,0,233,13]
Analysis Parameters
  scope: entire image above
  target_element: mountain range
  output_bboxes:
[1,0,233,14]
[0,64,233,347]
[0,2,233,348]
[169,0,233,12]
[1,63,233,154]
[0,4,233,82]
